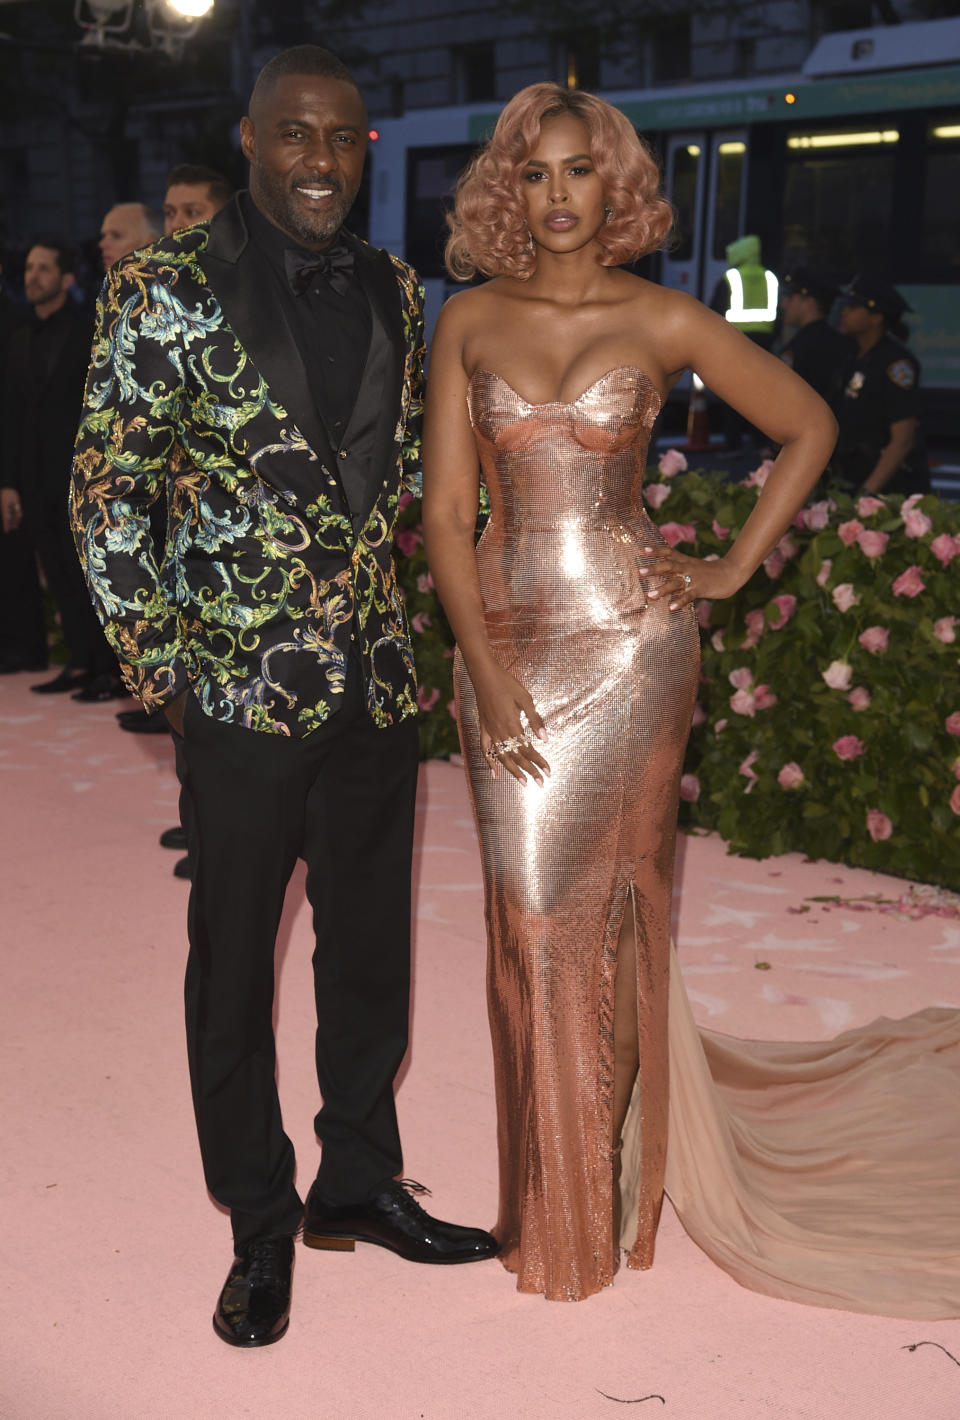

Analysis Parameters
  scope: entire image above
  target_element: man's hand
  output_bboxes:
[163,689,189,736]
[1,487,22,534]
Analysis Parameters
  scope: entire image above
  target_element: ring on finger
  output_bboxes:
[683,573,692,586]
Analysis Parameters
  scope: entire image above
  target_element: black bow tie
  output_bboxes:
[284,243,355,297]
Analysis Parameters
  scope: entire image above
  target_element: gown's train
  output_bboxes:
[454,366,960,1316]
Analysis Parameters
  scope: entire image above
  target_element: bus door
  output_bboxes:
[661,133,705,297]
[703,130,748,306]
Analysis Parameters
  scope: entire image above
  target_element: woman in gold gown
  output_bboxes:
[422,84,960,1315]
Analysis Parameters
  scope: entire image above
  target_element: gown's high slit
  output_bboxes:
[454,365,960,1315]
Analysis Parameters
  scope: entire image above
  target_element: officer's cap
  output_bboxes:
[840,274,912,322]
[781,267,838,306]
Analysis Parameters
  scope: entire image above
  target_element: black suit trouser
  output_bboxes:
[173,660,419,1247]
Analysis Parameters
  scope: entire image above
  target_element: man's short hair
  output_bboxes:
[29,238,76,277]
[249,45,361,117]
[165,164,235,206]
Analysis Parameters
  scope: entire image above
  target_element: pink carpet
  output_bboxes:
[2,671,959,1420]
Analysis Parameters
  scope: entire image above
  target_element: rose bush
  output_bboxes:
[395,469,960,889]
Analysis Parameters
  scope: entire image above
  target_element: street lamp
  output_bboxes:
[73,0,215,54]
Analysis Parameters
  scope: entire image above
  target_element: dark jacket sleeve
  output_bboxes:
[69,259,194,710]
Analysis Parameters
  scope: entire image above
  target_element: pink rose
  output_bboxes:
[763,548,786,580]
[397,491,414,512]
[730,689,756,717]
[711,629,725,653]
[946,713,960,737]
[416,571,435,593]
[803,500,832,531]
[856,529,889,558]
[739,749,759,792]
[815,559,833,587]
[777,762,804,789]
[822,660,853,690]
[658,448,688,477]
[837,518,864,546]
[410,612,432,634]
[866,809,893,841]
[858,626,889,655]
[831,582,860,613]
[902,493,923,512]
[770,594,797,630]
[679,773,700,802]
[931,533,960,566]
[951,786,960,817]
[903,508,933,539]
[659,521,697,547]
[395,528,422,556]
[856,495,886,517]
[847,686,871,711]
[711,518,730,540]
[728,666,753,689]
[742,459,774,489]
[833,735,865,761]
[691,702,707,727]
[714,718,728,734]
[644,483,671,510]
[753,683,778,710]
[892,565,925,598]
[934,617,957,644]
[416,686,440,712]
[742,608,765,647]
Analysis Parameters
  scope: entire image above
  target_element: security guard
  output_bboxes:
[778,268,854,404]
[832,275,929,496]
[710,235,778,449]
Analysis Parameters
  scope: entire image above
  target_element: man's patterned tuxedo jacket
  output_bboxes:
[70,195,424,736]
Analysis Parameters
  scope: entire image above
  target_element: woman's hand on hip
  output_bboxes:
[638,548,747,612]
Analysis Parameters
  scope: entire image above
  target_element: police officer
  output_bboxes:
[832,275,929,496]
[778,268,854,404]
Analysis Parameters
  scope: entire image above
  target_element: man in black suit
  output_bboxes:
[71,47,496,1349]
[1,241,120,697]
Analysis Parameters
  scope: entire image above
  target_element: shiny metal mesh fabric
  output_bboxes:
[455,367,701,1301]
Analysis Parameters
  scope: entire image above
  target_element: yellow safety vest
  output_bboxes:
[724,265,778,333]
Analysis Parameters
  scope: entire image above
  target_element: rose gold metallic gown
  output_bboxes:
[456,366,700,1300]
[455,365,960,1316]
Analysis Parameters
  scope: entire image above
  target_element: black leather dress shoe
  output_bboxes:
[31,668,91,695]
[71,673,127,702]
[213,1235,293,1348]
[118,708,169,734]
[159,825,187,850]
[302,1179,499,1264]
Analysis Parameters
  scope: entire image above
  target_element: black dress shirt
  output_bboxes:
[241,192,372,450]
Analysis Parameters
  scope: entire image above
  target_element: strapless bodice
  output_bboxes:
[467,366,661,531]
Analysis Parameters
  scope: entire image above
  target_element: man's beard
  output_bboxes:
[253,168,354,247]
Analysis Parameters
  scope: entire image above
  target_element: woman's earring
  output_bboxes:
[604,206,614,224]
[527,229,535,253]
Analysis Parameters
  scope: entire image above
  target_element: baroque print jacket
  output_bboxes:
[70,197,424,736]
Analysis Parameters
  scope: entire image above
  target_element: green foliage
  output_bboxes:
[395,473,960,889]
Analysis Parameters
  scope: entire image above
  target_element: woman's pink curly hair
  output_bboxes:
[445,83,673,281]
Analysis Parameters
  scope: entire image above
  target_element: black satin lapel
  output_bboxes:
[352,242,404,439]
[203,241,343,510]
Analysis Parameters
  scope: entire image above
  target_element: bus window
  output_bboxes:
[781,127,898,272]
[669,142,701,262]
[712,140,745,260]
[923,117,960,272]
[405,144,478,280]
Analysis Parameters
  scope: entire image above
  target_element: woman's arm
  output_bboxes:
[640,293,839,609]
[422,297,547,784]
